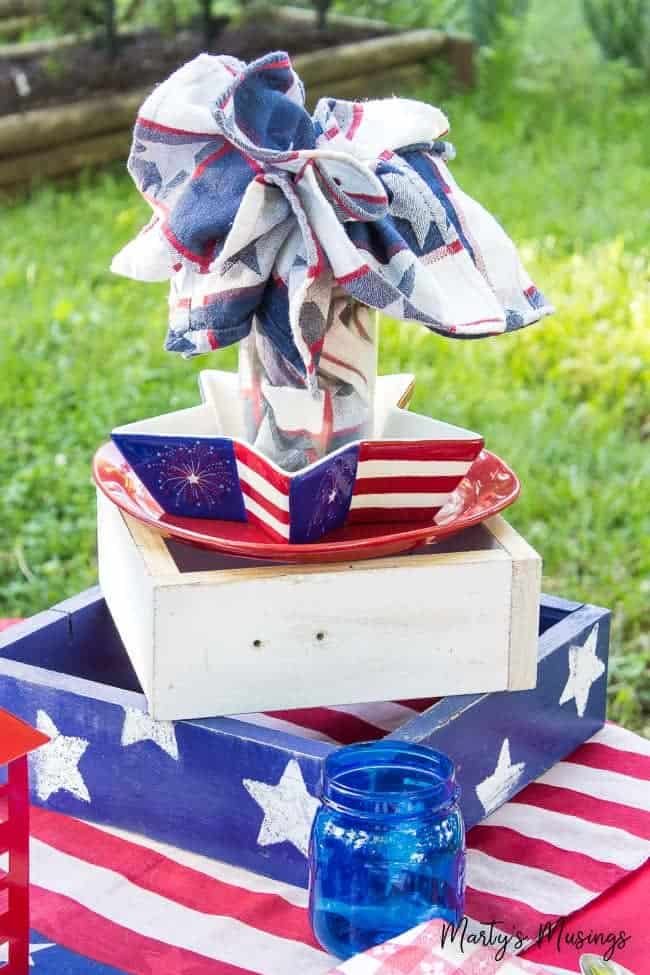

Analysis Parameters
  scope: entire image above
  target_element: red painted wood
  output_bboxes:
[0,756,30,974]
[0,712,49,767]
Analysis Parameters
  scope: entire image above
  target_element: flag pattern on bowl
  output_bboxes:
[111,420,483,544]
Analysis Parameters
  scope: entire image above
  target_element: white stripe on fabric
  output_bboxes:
[466,849,593,916]
[30,838,329,975]
[538,762,650,812]
[356,460,472,478]
[237,711,338,745]
[330,701,419,732]
[350,493,449,509]
[243,495,290,538]
[237,461,290,510]
[591,723,650,757]
[52,821,310,908]
[482,802,650,870]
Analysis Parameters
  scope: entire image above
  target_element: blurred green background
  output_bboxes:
[1,0,649,732]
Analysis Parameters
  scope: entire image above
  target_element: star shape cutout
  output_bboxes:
[222,239,261,276]
[559,624,605,718]
[243,759,320,857]
[383,171,455,251]
[475,738,525,816]
[135,138,203,194]
[31,711,90,803]
[121,707,179,760]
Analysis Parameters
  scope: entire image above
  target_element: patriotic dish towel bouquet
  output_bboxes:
[109,49,553,543]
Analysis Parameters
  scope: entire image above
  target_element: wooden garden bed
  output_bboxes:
[0,8,474,189]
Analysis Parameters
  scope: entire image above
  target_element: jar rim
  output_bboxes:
[321,741,459,819]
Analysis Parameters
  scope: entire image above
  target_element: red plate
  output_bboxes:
[93,441,520,564]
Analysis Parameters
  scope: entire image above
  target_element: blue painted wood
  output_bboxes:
[390,602,610,829]
[0,588,609,888]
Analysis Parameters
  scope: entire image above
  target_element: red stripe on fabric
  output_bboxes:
[239,482,290,525]
[257,57,291,72]
[325,181,374,221]
[352,476,462,495]
[264,708,386,745]
[346,103,363,140]
[161,223,213,269]
[347,191,388,204]
[423,155,451,192]
[424,240,464,263]
[522,860,650,974]
[193,144,232,179]
[30,807,316,948]
[563,742,650,781]
[510,783,650,841]
[243,507,287,543]
[234,443,290,496]
[358,440,482,463]
[135,116,218,139]
[320,351,368,384]
[352,305,373,342]
[30,885,240,975]
[458,317,503,328]
[335,264,370,285]
[468,825,630,894]
[347,508,440,525]
[464,885,554,938]
[242,153,265,174]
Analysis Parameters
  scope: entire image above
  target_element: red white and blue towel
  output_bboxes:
[9,721,649,974]
[112,51,553,468]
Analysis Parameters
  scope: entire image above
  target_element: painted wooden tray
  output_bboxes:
[0,587,610,888]
[93,444,520,564]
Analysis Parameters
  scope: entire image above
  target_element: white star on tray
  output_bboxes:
[121,707,179,760]
[559,624,605,718]
[31,711,90,803]
[243,759,320,857]
[0,941,56,967]
[29,942,56,966]
[475,738,526,816]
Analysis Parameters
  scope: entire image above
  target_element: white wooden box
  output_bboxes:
[96,491,541,720]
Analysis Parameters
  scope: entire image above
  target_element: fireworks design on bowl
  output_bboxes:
[146,442,238,512]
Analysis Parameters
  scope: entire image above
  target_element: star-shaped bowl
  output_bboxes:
[109,372,485,545]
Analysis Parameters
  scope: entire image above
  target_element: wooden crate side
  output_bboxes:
[148,552,513,718]
[96,492,156,702]
[485,517,542,690]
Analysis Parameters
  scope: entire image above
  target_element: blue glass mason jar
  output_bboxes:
[308,741,465,959]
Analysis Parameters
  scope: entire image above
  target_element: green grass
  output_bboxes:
[1,1,649,733]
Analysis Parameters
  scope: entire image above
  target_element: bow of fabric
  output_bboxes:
[112,50,553,381]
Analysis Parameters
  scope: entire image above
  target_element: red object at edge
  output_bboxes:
[0,707,49,975]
